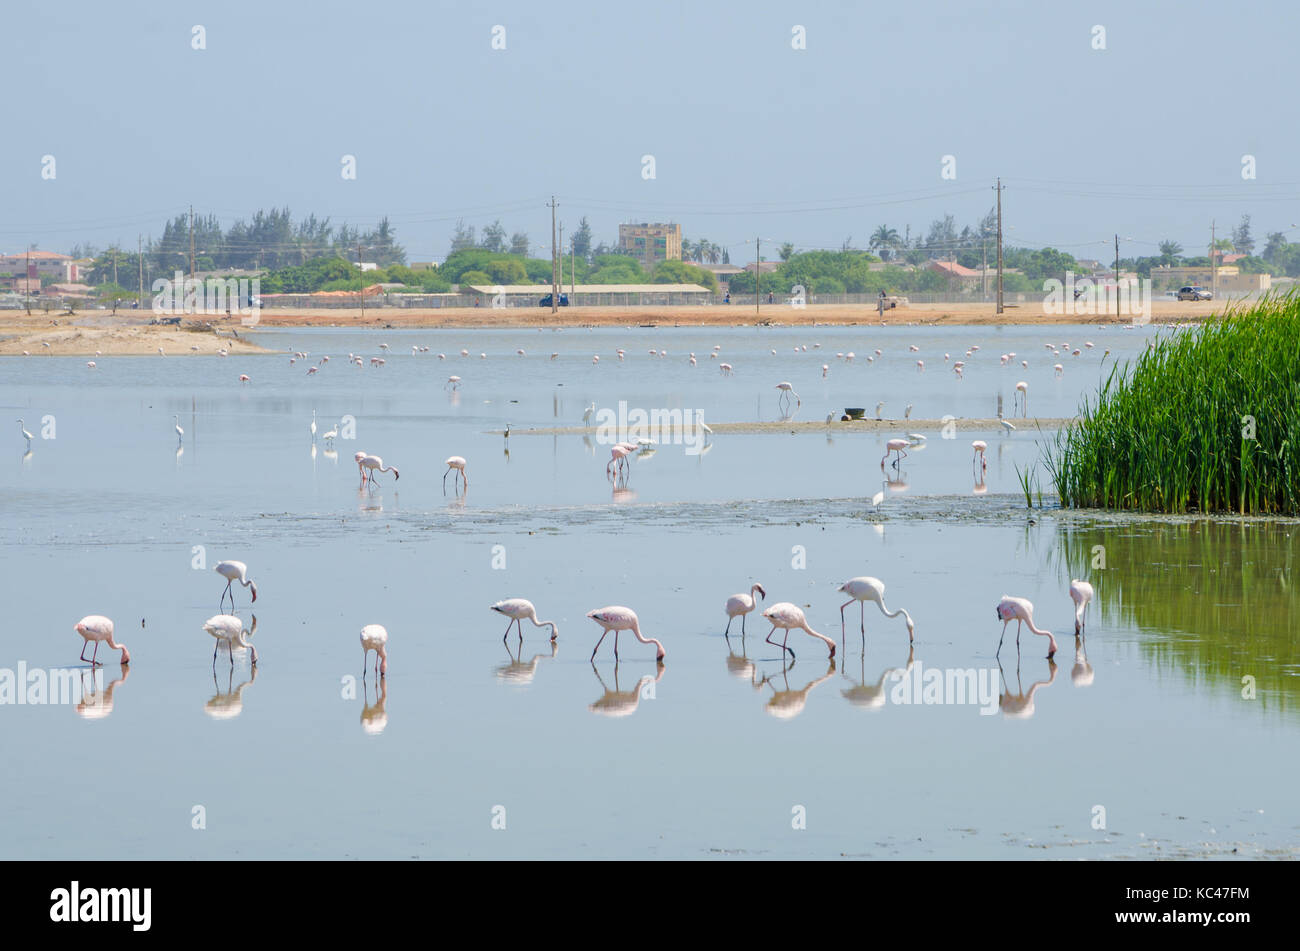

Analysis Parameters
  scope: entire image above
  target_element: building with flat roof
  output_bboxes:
[618,223,681,269]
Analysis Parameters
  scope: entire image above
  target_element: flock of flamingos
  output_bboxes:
[57,331,1122,696]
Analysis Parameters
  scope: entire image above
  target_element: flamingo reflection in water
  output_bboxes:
[588,662,665,717]
[205,664,258,720]
[759,658,836,719]
[840,646,915,711]
[497,639,558,686]
[361,677,388,735]
[75,666,130,720]
[998,657,1058,719]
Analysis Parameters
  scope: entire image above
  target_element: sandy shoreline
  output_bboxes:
[0,300,1216,356]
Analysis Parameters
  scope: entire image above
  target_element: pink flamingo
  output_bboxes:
[1054,363,1063,377]
[972,439,987,474]
[490,598,559,642]
[837,577,914,644]
[360,623,388,677]
[587,606,665,662]
[719,363,733,375]
[724,583,766,635]
[995,596,1057,658]
[443,455,467,492]
[75,615,131,666]
[881,437,909,468]
[1014,381,1028,417]
[239,374,250,384]
[607,445,631,478]
[1069,579,1094,635]
[762,602,835,660]
[214,560,257,612]
[358,453,399,487]
[204,614,258,667]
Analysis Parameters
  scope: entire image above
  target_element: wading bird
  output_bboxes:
[1014,381,1028,417]
[762,602,835,660]
[205,614,258,667]
[75,615,131,666]
[996,595,1057,658]
[881,437,909,468]
[310,410,316,441]
[358,453,399,487]
[18,419,33,447]
[775,382,800,410]
[360,623,388,677]
[215,560,258,612]
[490,598,559,642]
[972,439,987,474]
[174,415,184,443]
[587,605,666,662]
[724,583,766,636]
[837,577,915,645]
[607,444,631,478]
[1069,579,1094,635]
[443,455,468,492]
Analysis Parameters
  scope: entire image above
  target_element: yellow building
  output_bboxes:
[618,223,681,269]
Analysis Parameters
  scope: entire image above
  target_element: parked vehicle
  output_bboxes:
[1176,285,1212,301]
[539,293,569,307]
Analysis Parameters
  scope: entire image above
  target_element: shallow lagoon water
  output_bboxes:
[2,324,1296,859]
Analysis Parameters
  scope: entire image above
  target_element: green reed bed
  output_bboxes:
[1045,293,1300,515]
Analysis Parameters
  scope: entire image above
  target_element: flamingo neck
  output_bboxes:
[629,621,665,658]
[802,624,836,655]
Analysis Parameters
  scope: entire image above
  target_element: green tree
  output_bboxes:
[779,242,795,262]
[572,217,593,262]
[510,232,530,256]
[487,258,527,285]
[869,226,900,261]
[1158,240,1183,266]
[1232,215,1255,256]
[481,220,508,253]
[458,270,491,287]
[651,260,717,291]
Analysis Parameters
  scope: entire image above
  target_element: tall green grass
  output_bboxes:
[1045,292,1300,515]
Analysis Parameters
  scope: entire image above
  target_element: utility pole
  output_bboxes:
[755,237,761,319]
[559,221,564,294]
[1114,234,1121,322]
[982,236,988,301]
[571,241,576,296]
[357,241,365,321]
[994,178,1004,315]
[1211,220,1217,299]
[550,196,558,315]
[138,235,144,308]
[25,244,31,314]
[189,205,195,279]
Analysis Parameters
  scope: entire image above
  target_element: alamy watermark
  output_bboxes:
[1042,271,1151,321]
[593,400,709,455]
[887,661,1001,715]
[1,663,105,705]
[152,270,261,325]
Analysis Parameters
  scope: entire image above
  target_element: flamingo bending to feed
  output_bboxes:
[996,596,1057,658]
[1069,579,1095,635]
[882,437,909,468]
[775,382,800,407]
[837,577,915,643]
[443,455,468,492]
[360,623,388,677]
[491,598,559,642]
[205,614,258,667]
[214,560,257,612]
[75,615,131,666]
[587,606,665,662]
[724,583,766,635]
[762,602,835,660]
[358,453,399,487]
[972,439,987,474]
[607,445,631,478]
[1014,381,1028,417]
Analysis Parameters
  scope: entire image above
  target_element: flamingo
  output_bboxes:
[18,419,33,446]
[204,614,258,667]
[1054,363,1063,377]
[446,375,461,390]
[916,360,924,372]
[1014,381,1028,417]
[75,615,131,666]
[775,382,800,409]
[214,560,258,612]
[239,374,250,384]
[972,439,987,474]
[360,623,388,677]
[724,583,766,635]
[358,453,399,487]
[310,410,317,441]
[322,422,338,444]
[607,444,631,478]
[999,419,1016,435]
[881,437,909,468]
[996,596,1057,658]
[587,605,665,662]
[490,598,559,642]
[443,455,467,492]
[837,577,915,644]
[719,363,732,375]
[173,415,184,443]
[86,361,96,369]
[1069,579,1095,635]
[762,602,835,660]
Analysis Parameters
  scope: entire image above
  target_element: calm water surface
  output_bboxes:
[1,324,1295,858]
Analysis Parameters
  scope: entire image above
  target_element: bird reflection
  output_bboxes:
[361,677,388,735]
[75,665,129,719]
[840,645,914,710]
[22,448,33,463]
[310,443,317,462]
[759,658,836,719]
[723,633,765,689]
[323,447,338,463]
[998,657,1057,718]
[588,662,664,717]
[885,470,909,493]
[611,483,637,503]
[497,639,558,686]
[205,664,258,719]
[1071,635,1095,687]
[175,444,184,464]
[582,434,596,456]
[358,486,384,512]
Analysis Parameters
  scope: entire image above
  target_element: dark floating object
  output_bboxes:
[844,407,867,420]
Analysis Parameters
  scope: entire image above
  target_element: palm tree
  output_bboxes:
[1158,240,1183,267]
[779,242,795,262]
[869,226,900,261]
[680,239,695,262]
[705,243,721,265]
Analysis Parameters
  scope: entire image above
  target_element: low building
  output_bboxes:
[466,282,711,306]
[1149,265,1271,294]
[0,250,79,282]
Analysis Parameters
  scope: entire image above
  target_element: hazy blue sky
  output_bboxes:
[3,0,1296,262]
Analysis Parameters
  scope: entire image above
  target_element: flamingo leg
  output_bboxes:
[840,599,854,641]
[213,639,219,665]
[79,640,92,663]
[229,639,236,667]
[91,641,100,666]
[724,615,734,636]
[1015,619,1023,649]
[362,648,369,677]
[861,601,866,635]
[590,630,609,661]
[613,631,620,659]
[997,619,1008,656]
[741,612,747,635]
